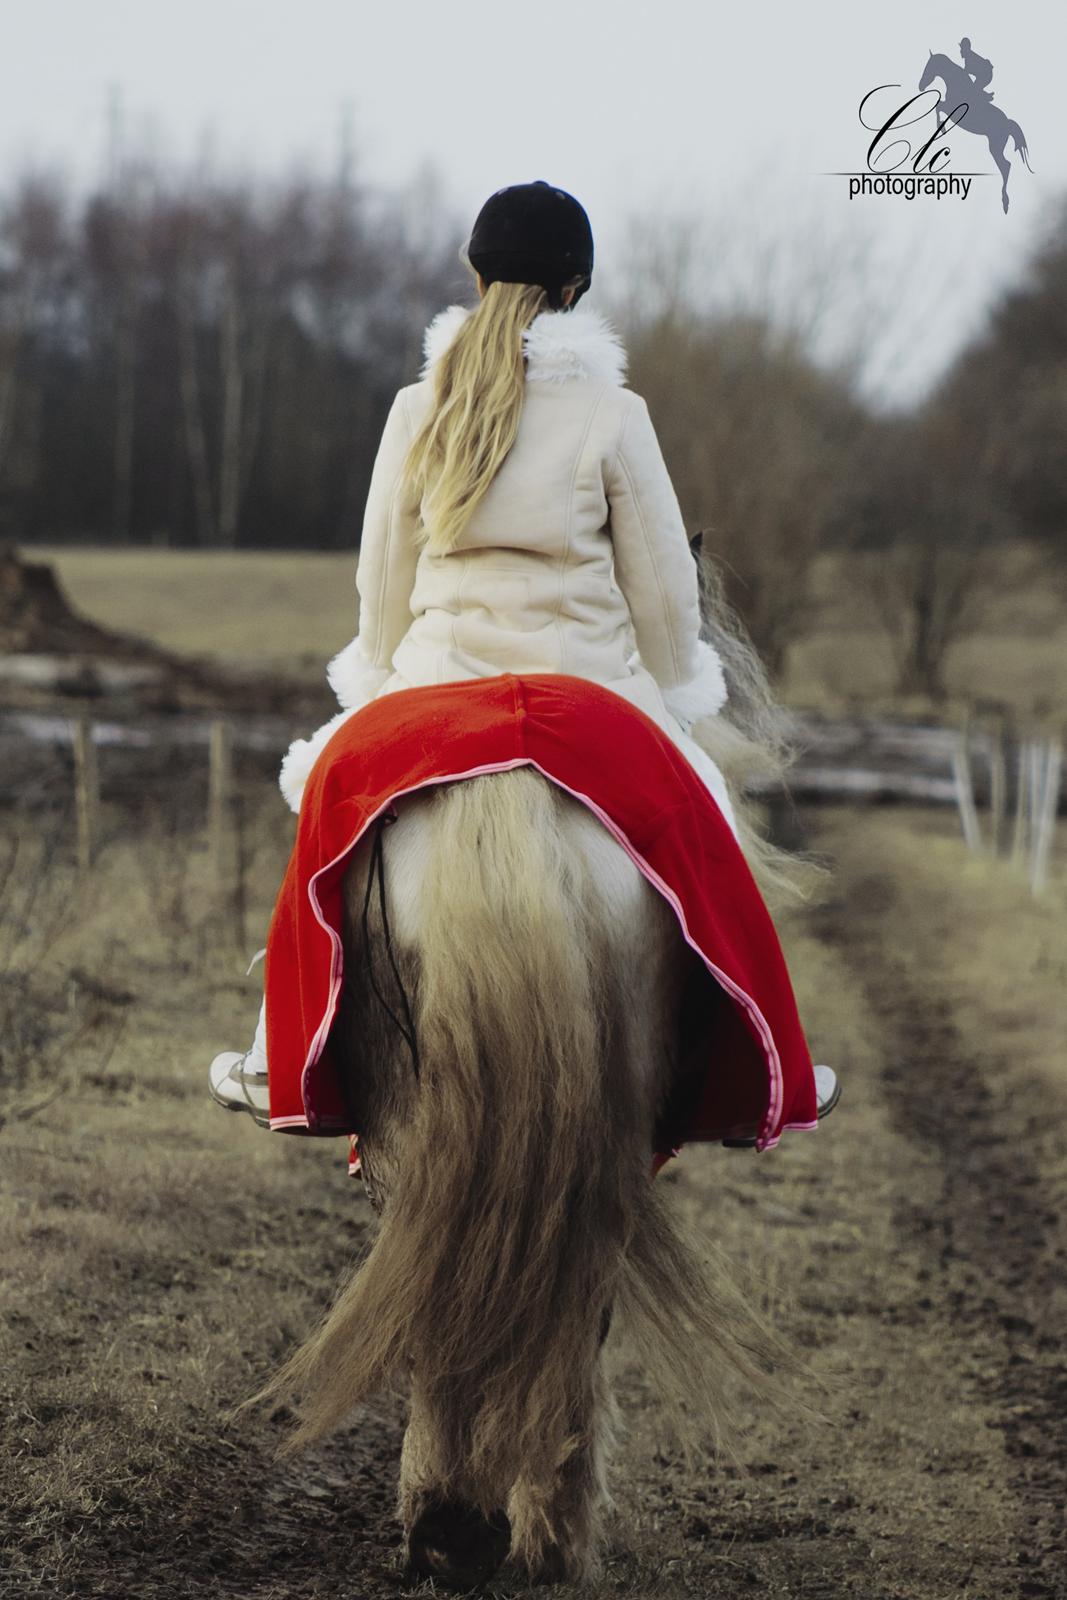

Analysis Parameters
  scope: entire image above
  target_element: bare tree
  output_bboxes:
[845,411,1010,700]
[0,177,71,531]
[621,302,866,677]
[170,199,217,545]
[82,161,155,542]
[607,208,876,680]
[933,197,1067,571]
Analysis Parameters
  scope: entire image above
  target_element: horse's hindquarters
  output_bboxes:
[336,769,685,1162]
[284,766,777,1583]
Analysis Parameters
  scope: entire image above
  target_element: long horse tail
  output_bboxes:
[1007,120,1034,171]
[252,767,800,1508]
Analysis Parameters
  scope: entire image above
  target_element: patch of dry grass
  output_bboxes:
[0,788,387,1595]
[835,806,1067,1100]
[28,547,360,671]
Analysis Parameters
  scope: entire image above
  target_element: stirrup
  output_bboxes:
[721,1063,840,1148]
[208,1050,271,1127]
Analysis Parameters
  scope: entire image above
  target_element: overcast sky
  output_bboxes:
[5,1,1063,407]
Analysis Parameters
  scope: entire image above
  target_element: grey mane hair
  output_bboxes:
[687,531,819,904]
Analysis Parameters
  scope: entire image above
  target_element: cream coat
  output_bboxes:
[280,301,736,833]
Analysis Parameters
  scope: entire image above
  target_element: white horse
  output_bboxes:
[253,759,797,1588]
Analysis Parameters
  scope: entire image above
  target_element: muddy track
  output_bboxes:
[813,866,1067,1600]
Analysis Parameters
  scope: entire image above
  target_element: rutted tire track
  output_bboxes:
[814,864,1067,1599]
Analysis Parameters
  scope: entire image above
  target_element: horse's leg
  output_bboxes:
[507,1307,619,1583]
[400,1378,512,1588]
[397,1377,442,1533]
[989,134,1011,212]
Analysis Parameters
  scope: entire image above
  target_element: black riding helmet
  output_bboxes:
[464,180,594,311]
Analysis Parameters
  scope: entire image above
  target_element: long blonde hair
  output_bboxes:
[400,275,577,555]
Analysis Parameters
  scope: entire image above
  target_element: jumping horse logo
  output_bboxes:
[919,38,1033,212]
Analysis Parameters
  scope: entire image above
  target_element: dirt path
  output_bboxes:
[796,812,1062,1600]
[807,820,1067,1600]
[2,805,1065,1598]
[601,806,1067,1600]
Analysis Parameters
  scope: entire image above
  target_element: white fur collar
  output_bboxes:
[419,301,628,387]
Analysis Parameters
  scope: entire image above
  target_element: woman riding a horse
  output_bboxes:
[207,179,839,1587]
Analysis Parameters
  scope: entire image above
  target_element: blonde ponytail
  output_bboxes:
[399,279,553,555]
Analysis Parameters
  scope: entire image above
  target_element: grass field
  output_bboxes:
[26,544,1067,718]
[1,782,1065,1598]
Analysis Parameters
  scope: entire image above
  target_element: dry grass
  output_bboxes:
[1,781,1065,1596]
[840,807,1067,1104]
[0,786,393,1596]
[28,543,1067,717]
[28,547,360,671]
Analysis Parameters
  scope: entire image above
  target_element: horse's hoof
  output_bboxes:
[523,1543,572,1585]
[406,1497,511,1590]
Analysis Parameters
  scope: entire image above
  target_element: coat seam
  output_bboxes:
[610,391,631,477]
[613,398,683,683]
[558,389,608,673]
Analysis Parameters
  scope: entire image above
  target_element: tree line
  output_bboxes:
[2,161,1065,696]
[625,199,1067,695]
[0,164,464,551]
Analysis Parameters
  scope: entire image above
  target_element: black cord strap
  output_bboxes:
[359,809,421,1082]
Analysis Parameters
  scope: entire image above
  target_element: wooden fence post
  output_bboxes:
[72,717,99,871]
[1030,738,1062,897]
[208,718,248,950]
[208,719,234,881]
[1028,740,1044,858]
[988,711,1007,857]
[1011,737,1030,867]
[952,723,982,854]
